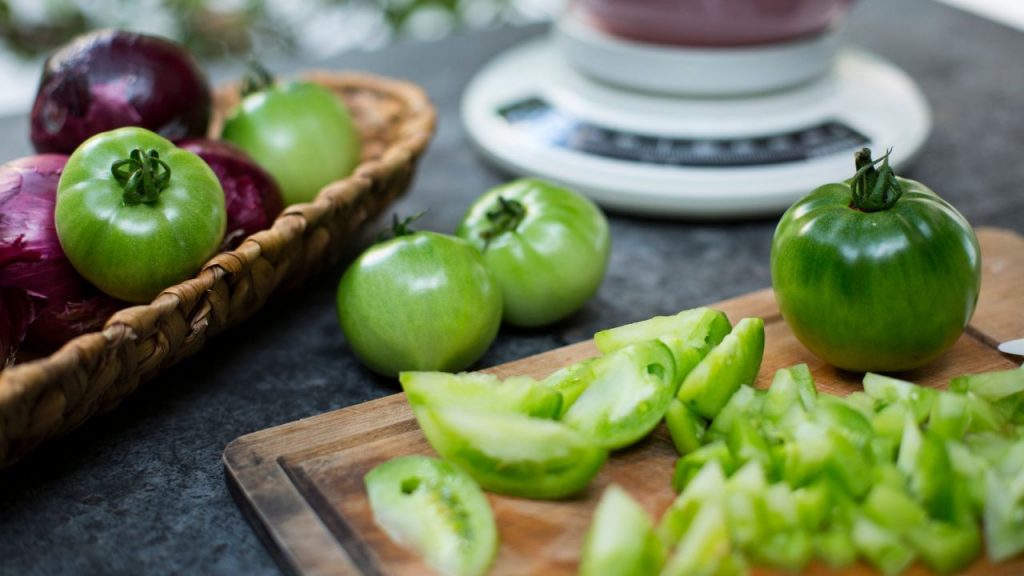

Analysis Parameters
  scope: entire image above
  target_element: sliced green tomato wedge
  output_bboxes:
[594,307,731,386]
[677,317,766,420]
[665,399,706,456]
[863,372,937,423]
[579,485,665,576]
[540,358,596,418]
[400,371,561,419]
[364,456,497,576]
[414,407,607,499]
[562,340,676,449]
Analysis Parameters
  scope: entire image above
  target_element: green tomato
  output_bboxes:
[337,229,502,377]
[364,456,497,576]
[221,81,359,206]
[456,179,610,328]
[771,149,981,372]
[55,127,225,303]
[580,485,666,576]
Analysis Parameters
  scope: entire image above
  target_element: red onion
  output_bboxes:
[0,155,124,352]
[31,30,212,154]
[178,139,285,249]
[1,287,34,365]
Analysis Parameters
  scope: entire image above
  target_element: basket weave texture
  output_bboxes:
[0,71,436,467]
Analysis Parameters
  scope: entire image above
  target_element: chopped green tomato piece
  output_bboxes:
[815,396,875,451]
[781,421,832,487]
[984,469,1024,562]
[863,372,937,422]
[842,390,875,419]
[678,317,766,420]
[909,430,961,522]
[562,340,676,449]
[364,456,497,576]
[862,484,928,531]
[580,485,665,576]
[594,307,731,385]
[763,482,802,531]
[658,461,727,547]
[814,526,857,568]
[793,482,830,531]
[872,401,911,445]
[414,407,607,499]
[400,371,561,419]
[825,429,873,499]
[540,358,596,418]
[964,392,1007,433]
[749,530,813,571]
[763,364,817,420]
[665,399,707,456]
[947,441,988,511]
[706,385,758,440]
[852,515,916,576]
[672,441,736,493]
[950,368,1024,402]
[660,502,735,576]
[722,462,770,548]
[928,391,969,439]
[727,417,774,473]
[907,521,981,574]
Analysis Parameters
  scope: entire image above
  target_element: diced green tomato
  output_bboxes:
[707,385,758,440]
[928,391,969,439]
[782,421,832,487]
[763,482,801,531]
[728,460,768,493]
[862,484,928,531]
[400,371,561,419]
[660,502,734,576]
[763,364,817,420]
[672,441,736,493]
[909,431,960,522]
[965,431,1014,465]
[580,485,665,576]
[749,530,813,571]
[964,392,1007,433]
[852,515,916,576]
[843,390,876,419]
[594,307,731,385]
[825,430,873,499]
[907,521,981,574]
[723,488,766,549]
[793,482,830,531]
[658,461,727,547]
[870,436,898,464]
[947,441,988,511]
[873,401,911,445]
[727,417,774,473]
[665,399,706,456]
[994,394,1024,423]
[950,368,1024,402]
[677,317,765,420]
[814,526,858,568]
[541,358,596,418]
[414,407,607,499]
[563,340,676,449]
[816,396,875,451]
[364,456,497,576]
[984,469,1024,562]
[897,415,922,476]
[872,463,907,492]
[863,372,937,422]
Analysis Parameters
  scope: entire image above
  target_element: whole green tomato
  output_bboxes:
[337,221,502,377]
[456,179,610,328]
[56,127,226,303]
[771,149,981,372]
[221,78,359,206]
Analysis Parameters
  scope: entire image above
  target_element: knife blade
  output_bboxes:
[998,338,1024,357]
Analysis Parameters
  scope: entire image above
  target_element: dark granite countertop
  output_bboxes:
[1,0,1022,574]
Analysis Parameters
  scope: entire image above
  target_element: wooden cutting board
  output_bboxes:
[224,227,1024,576]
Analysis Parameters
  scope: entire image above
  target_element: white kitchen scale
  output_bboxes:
[462,9,932,218]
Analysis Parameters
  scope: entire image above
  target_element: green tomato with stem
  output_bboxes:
[771,149,981,372]
[55,127,225,303]
[457,179,610,328]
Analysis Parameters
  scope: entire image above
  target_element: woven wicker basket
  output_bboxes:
[0,71,436,467]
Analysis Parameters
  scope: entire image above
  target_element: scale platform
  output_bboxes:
[462,37,932,218]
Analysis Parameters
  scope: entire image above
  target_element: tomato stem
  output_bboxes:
[111,148,171,205]
[480,197,525,250]
[240,59,275,97]
[850,148,905,212]
[379,211,425,241]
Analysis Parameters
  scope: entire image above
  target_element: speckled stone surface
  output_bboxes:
[1,0,1022,574]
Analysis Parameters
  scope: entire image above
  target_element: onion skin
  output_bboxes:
[178,139,285,249]
[0,287,34,365]
[0,155,124,352]
[30,30,212,154]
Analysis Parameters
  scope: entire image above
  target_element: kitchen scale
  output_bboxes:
[461,7,932,217]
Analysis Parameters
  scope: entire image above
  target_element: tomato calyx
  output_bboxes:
[111,148,171,205]
[379,211,426,242]
[850,148,905,213]
[480,196,525,249]
[240,59,275,97]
